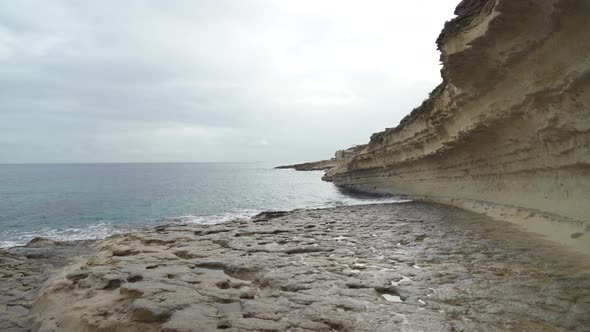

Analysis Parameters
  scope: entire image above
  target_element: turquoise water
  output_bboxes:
[0,163,403,247]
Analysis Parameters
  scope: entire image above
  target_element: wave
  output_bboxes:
[0,221,130,249]
[0,210,262,248]
[0,197,411,249]
[174,209,262,225]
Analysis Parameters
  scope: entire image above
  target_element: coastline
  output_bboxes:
[5,202,588,331]
[2,0,588,331]
[274,160,338,171]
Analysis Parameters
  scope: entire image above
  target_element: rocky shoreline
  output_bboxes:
[3,202,589,331]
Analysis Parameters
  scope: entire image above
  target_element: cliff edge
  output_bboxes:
[330,0,590,246]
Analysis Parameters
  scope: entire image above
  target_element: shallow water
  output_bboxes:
[0,163,403,247]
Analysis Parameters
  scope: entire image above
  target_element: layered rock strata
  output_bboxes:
[329,0,590,240]
[28,203,590,331]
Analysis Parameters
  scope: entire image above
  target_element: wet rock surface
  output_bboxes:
[0,239,93,332]
[23,202,590,331]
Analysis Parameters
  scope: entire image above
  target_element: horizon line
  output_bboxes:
[0,161,291,165]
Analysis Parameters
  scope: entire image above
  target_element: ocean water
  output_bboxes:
[0,163,404,248]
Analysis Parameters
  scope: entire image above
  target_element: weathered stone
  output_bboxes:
[65,272,88,282]
[130,299,171,323]
[0,240,93,332]
[24,237,65,248]
[24,204,590,332]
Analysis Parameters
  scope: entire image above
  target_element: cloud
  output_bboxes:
[248,139,271,148]
[0,0,457,163]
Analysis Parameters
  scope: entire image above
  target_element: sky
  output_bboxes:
[0,0,458,163]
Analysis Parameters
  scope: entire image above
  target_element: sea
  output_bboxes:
[0,163,404,248]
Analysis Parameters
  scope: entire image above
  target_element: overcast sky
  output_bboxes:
[0,1,458,163]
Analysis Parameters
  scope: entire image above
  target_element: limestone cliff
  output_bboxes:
[330,0,590,243]
[276,145,366,174]
[275,159,338,171]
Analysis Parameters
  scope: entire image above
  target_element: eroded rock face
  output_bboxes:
[29,203,590,331]
[330,0,590,231]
